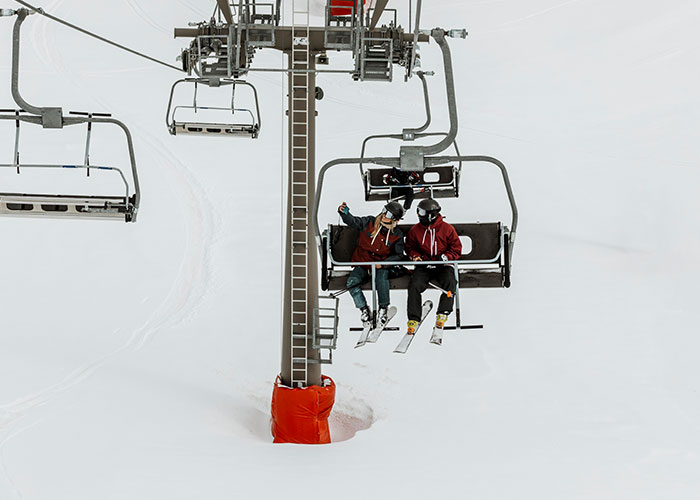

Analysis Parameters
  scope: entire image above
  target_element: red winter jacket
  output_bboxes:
[340,211,404,267]
[405,215,462,261]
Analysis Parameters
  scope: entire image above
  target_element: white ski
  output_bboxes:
[366,306,397,344]
[354,321,373,348]
[429,323,444,345]
[393,300,433,354]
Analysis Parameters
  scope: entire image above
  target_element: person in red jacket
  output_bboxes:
[338,201,405,326]
[405,198,462,333]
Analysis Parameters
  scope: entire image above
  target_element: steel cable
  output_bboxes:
[12,0,185,72]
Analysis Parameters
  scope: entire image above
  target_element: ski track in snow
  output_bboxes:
[123,0,171,35]
[175,0,211,18]
[484,0,584,32]
[0,2,215,497]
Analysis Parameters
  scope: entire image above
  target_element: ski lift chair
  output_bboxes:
[0,9,140,221]
[314,155,518,329]
[166,78,261,138]
[0,110,140,222]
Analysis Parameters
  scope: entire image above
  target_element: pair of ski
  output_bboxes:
[354,306,398,348]
[355,300,444,353]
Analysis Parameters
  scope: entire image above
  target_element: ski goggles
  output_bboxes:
[417,207,429,216]
[381,208,398,219]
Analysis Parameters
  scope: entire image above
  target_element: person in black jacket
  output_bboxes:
[338,201,405,325]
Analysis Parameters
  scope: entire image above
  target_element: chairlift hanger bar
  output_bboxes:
[369,0,390,30]
[9,0,185,73]
[216,0,233,24]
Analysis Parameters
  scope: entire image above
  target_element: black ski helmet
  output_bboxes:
[417,198,441,226]
[382,201,405,221]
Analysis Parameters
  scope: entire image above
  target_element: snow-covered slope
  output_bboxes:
[1,1,699,499]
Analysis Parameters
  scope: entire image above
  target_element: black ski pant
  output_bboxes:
[407,265,457,321]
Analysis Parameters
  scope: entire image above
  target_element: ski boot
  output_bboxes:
[435,313,448,329]
[360,306,372,326]
[377,306,389,325]
[406,319,419,335]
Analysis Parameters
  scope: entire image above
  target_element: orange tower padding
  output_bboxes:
[330,0,365,17]
[271,375,336,444]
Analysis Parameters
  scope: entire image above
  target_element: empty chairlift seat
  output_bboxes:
[166,78,261,138]
[0,110,140,222]
[321,222,510,291]
[363,165,460,202]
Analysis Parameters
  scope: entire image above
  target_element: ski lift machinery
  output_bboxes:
[314,26,518,332]
[0,8,140,222]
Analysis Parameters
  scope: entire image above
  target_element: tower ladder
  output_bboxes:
[289,0,312,388]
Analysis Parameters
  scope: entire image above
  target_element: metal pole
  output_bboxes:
[280,52,321,387]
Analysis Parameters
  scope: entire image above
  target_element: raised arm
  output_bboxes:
[337,202,374,231]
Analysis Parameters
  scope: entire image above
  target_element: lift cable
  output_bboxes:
[11,0,185,73]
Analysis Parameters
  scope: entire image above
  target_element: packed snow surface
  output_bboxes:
[1,0,699,499]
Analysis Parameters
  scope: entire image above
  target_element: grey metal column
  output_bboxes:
[280,47,321,388]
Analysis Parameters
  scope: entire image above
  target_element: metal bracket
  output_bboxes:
[399,145,425,171]
[41,107,63,129]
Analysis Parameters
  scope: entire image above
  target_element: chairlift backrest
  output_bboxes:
[329,223,502,264]
[323,222,508,291]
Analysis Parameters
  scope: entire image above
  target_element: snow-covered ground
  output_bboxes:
[1,0,699,498]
